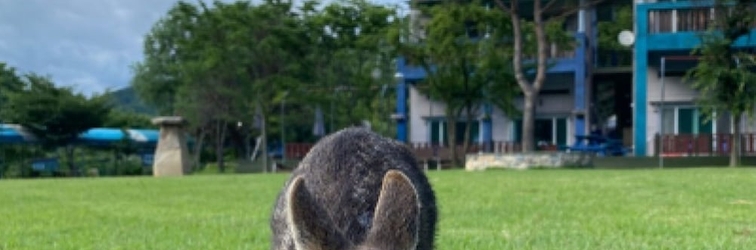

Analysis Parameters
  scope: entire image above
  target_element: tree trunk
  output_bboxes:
[445,107,459,167]
[261,112,269,173]
[731,114,741,167]
[193,127,207,171]
[522,92,537,152]
[215,120,227,173]
[499,0,550,153]
[462,106,474,163]
[66,145,77,177]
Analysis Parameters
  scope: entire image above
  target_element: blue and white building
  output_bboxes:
[632,0,756,156]
[393,0,756,157]
[393,0,625,150]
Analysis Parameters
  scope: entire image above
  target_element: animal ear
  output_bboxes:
[286,177,351,250]
[364,170,420,250]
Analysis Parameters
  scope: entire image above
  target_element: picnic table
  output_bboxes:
[560,135,628,156]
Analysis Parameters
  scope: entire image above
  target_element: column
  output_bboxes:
[481,103,493,152]
[634,5,649,156]
[396,80,407,142]
[395,57,408,143]
[574,1,588,137]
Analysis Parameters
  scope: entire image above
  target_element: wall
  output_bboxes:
[465,152,595,171]
[642,67,756,155]
[512,75,575,115]
[643,66,696,155]
[408,86,448,143]
[407,73,576,144]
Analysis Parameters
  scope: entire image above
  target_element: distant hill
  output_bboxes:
[105,87,157,115]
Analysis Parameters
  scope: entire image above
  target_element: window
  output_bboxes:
[658,106,715,135]
[430,120,446,145]
[535,119,553,145]
[428,120,480,145]
[649,10,674,33]
[512,118,569,146]
[556,118,568,146]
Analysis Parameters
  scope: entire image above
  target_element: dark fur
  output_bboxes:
[270,128,438,250]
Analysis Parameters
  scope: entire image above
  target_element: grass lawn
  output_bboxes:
[1,168,756,249]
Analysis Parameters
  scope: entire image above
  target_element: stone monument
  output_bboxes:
[151,116,191,177]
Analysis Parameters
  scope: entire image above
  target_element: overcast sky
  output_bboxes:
[0,0,406,96]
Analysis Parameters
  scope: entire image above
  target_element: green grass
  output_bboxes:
[2,168,756,249]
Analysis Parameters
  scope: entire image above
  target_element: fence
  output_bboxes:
[285,141,561,162]
[655,133,756,156]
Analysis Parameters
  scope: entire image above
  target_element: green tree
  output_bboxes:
[300,0,398,135]
[0,63,25,118]
[597,3,632,57]
[0,63,33,178]
[152,0,310,172]
[1,74,112,176]
[685,0,756,167]
[130,11,187,116]
[104,109,154,129]
[392,1,518,165]
[495,0,600,152]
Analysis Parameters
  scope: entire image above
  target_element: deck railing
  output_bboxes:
[648,7,756,34]
[285,141,560,162]
[655,133,756,156]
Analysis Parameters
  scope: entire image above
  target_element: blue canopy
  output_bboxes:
[0,124,160,146]
[0,124,38,144]
[79,128,159,145]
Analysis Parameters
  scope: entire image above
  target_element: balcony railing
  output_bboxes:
[648,6,756,34]
[655,133,756,156]
[648,7,711,34]
[285,140,561,162]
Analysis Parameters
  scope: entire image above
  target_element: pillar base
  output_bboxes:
[151,116,191,177]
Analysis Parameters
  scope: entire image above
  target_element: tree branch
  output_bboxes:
[506,0,532,93]
[545,0,605,22]
[494,0,513,15]
[542,0,560,14]
[533,0,549,92]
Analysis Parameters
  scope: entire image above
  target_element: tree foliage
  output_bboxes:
[300,0,398,133]
[132,0,398,171]
[685,0,756,167]
[597,4,632,51]
[391,0,519,164]
[1,73,112,174]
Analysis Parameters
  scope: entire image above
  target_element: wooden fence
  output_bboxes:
[285,141,557,162]
[656,133,756,156]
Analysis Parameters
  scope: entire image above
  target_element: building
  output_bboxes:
[394,0,756,158]
[393,0,629,151]
[632,0,756,156]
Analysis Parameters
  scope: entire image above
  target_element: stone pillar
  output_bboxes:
[151,116,191,177]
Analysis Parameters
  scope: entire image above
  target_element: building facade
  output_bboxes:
[633,0,756,156]
[394,0,601,150]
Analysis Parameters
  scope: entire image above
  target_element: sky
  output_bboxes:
[0,0,406,96]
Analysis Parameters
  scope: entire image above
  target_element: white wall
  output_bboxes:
[644,67,698,155]
[408,86,447,143]
[407,73,576,144]
[641,67,756,155]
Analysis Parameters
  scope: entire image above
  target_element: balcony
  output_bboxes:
[639,1,756,51]
[595,49,632,68]
[648,7,712,34]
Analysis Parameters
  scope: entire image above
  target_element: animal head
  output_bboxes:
[285,170,421,250]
